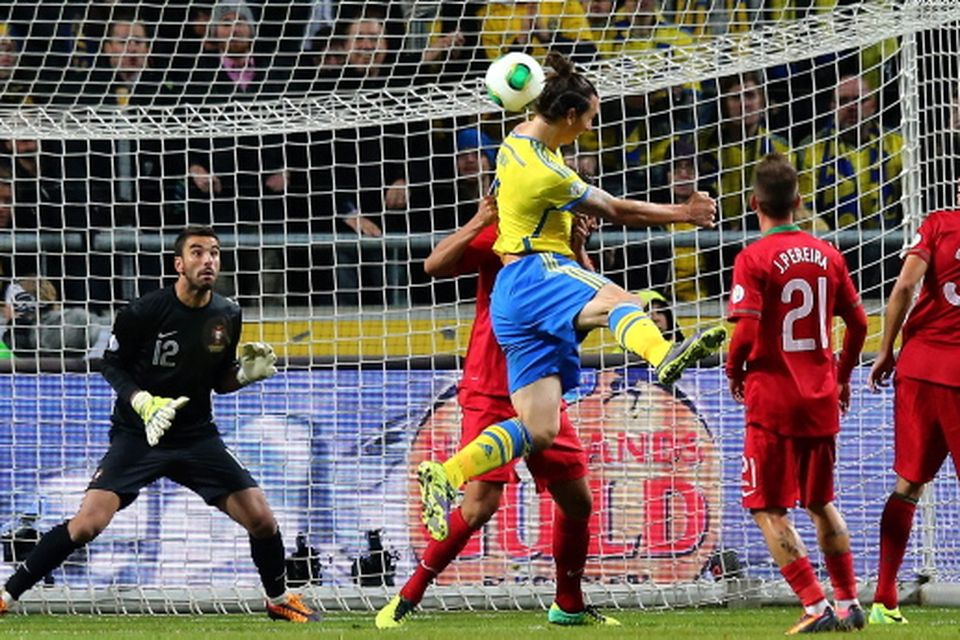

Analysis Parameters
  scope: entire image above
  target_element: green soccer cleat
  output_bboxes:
[869,602,907,624]
[655,325,727,386]
[417,461,457,542]
[375,595,415,629]
[547,603,621,626]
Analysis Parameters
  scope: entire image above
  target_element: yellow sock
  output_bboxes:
[609,303,672,366]
[441,420,531,489]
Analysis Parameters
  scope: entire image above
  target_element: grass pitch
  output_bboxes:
[0,606,949,639]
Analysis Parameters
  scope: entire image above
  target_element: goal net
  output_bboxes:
[1,0,959,614]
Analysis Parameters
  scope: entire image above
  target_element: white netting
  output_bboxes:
[0,0,959,615]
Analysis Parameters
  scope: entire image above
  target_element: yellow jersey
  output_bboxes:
[493,132,591,258]
[478,0,593,62]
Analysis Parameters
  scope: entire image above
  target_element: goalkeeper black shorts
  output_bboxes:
[87,431,259,509]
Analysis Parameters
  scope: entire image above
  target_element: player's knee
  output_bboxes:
[245,511,278,539]
[894,477,925,502]
[528,421,560,452]
[560,493,592,520]
[751,508,788,528]
[68,517,109,544]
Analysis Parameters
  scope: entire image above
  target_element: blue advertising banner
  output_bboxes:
[0,367,954,592]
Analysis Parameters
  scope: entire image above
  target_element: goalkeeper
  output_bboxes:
[0,225,319,624]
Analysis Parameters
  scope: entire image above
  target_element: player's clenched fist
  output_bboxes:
[237,342,278,386]
[131,391,190,446]
[683,191,717,229]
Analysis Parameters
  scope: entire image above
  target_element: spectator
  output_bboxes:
[180,0,289,307]
[924,80,960,211]
[699,72,791,230]
[2,138,112,306]
[303,3,448,93]
[0,22,30,105]
[599,2,699,192]
[583,0,624,58]
[296,4,439,306]
[478,0,596,65]
[2,275,105,359]
[653,135,712,301]
[186,0,265,101]
[562,145,600,187]
[413,1,482,83]
[798,72,904,230]
[83,7,182,299]
[636,289,683,342]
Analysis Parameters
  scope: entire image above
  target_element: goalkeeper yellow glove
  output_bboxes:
[131,391,190,446]
[237,342,278,386]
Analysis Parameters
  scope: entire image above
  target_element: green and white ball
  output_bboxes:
[484,52,545,112]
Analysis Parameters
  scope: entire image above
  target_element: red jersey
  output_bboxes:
[898,210,960,388]
[727,225,860,437]
[457,224,510,398]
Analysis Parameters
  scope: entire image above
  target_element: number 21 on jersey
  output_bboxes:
[782,277,828,353]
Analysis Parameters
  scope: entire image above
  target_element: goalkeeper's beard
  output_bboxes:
[184,272,217,293]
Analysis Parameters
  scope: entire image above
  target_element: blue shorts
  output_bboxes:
[491,253,611,394]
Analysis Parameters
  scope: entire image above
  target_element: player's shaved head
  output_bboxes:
[174,225,220,258]
[753,152,798,220]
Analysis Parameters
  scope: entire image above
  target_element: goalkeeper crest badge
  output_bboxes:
[205,319,229,353]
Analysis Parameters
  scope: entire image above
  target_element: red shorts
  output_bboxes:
[741,425,835,509]
[894,376,960,484]
[458,388,587,493]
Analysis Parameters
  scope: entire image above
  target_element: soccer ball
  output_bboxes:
[485,52,545,112]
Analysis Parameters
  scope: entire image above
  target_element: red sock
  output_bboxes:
[874,493,917,609]
[781,557,826,607]
[553,510,589,613]
[400,509,478,605]
[824,551,857,602]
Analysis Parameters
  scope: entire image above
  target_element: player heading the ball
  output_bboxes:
[416,52,726,551]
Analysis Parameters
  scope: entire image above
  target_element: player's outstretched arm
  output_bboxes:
[869,254,928,391]
[424,195,497,277]
[572,186,716,229]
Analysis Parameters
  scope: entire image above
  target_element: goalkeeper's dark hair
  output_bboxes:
[753,152,798,220]
[536,52,598,122]
[174,225,220,257]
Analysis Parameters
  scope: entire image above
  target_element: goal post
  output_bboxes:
[1,0,959,614]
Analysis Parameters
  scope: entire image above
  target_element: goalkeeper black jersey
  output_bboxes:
[101,286,242,444]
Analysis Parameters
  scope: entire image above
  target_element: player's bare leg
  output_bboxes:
[378,481,503,628]
[221,488,320,623]
[1,490,119,614]
[752,509,837,634]
[871,475,923,625]
[546,477,620,626]
[807,502,863,630]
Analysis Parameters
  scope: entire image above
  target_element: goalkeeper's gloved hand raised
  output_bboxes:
[237,342,278,386]
[131,391,190,447]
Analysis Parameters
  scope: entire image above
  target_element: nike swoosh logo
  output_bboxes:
[158,330,177,338]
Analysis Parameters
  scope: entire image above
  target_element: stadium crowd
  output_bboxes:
[0,0,955,349]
